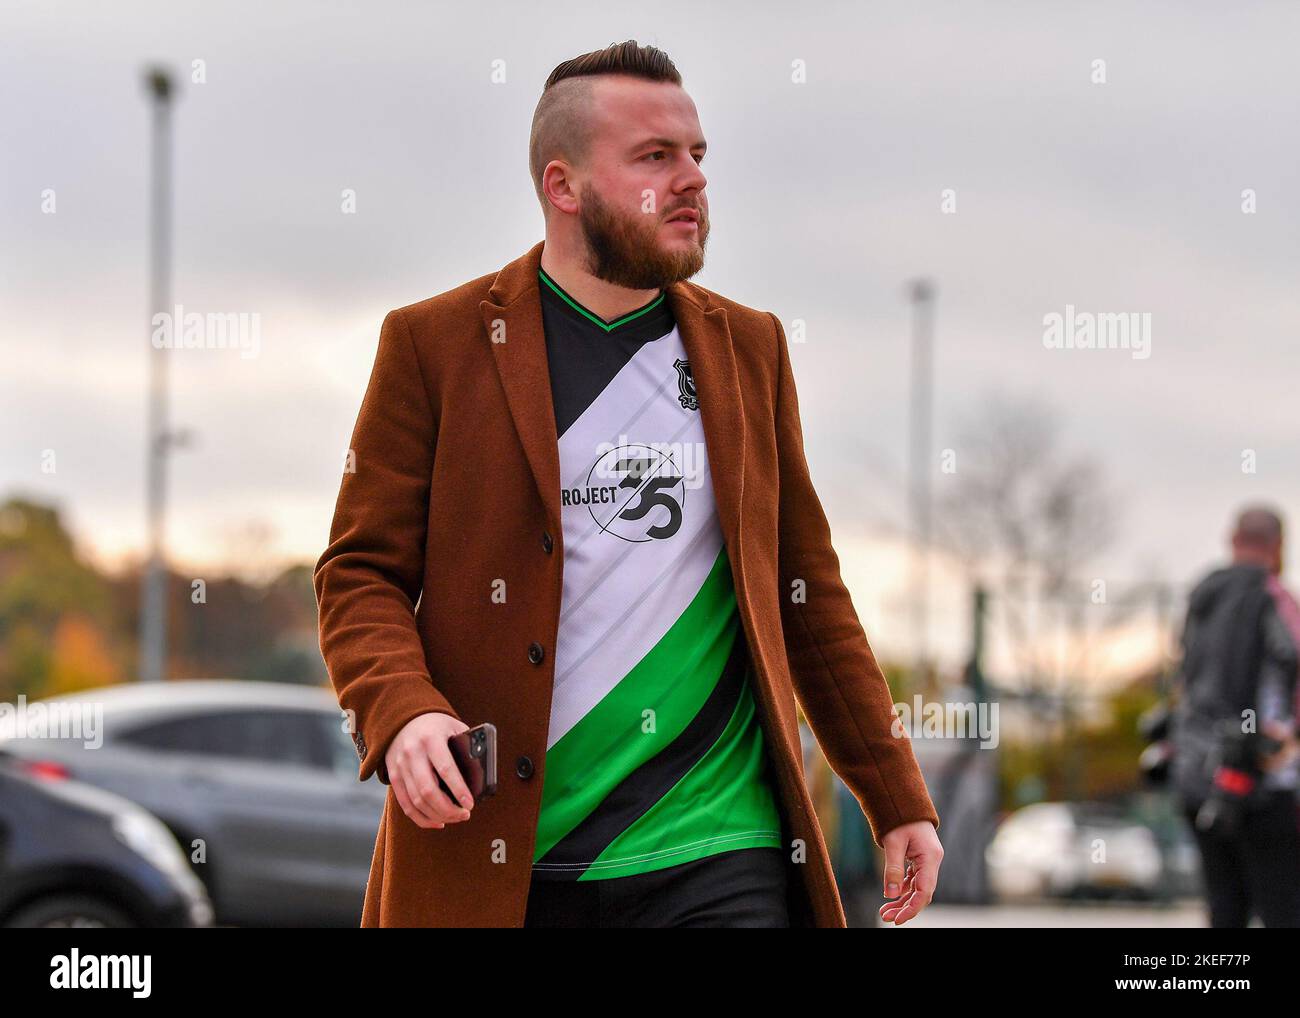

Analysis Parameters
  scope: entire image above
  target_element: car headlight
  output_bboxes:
[111,811,198,889]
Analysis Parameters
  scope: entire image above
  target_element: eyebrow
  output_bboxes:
[632,137,707,156]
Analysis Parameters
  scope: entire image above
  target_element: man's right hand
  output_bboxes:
[386,712,475,829]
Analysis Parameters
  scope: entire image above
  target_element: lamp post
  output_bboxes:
[908,279,935,685]
[138,67,176,683]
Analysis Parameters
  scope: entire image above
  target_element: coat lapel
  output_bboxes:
[667,281,746,563]
[480,240,746,563]
[480,242,562,532]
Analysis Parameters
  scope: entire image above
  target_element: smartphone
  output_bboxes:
[436,722,497,806]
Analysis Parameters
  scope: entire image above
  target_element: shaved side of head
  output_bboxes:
[528,76,598,211]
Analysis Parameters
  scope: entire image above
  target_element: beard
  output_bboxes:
[577,181,709,290]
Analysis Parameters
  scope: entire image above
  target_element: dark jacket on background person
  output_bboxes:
[1170,562,1299,807]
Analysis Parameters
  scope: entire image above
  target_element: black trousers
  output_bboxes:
[1183,789,1300,928]
[523,847,790,928]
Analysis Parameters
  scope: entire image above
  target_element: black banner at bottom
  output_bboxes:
[0,927,1289,1003]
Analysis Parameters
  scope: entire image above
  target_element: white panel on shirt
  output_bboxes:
[548,325,726,749]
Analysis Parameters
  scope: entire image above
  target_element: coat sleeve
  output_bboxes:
[768,312,939,844]
[314,308,462,785]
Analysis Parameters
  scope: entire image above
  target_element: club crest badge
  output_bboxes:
[673,357,699,411]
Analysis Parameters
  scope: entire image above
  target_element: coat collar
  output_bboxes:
[479,240,747,556]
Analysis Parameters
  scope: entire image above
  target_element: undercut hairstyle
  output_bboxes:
[529,40,683,210]
[1233,505,1285,549]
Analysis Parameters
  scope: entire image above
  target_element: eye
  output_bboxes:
[644,150,667,161]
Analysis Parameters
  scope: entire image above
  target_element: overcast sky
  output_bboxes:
[4,0,1299,675]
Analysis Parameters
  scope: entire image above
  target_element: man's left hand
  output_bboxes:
[878,820,943,927]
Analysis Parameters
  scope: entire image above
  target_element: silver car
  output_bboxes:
[985,801,1164,901]
[0,681,384,926]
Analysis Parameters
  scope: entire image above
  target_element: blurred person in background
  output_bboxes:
[1170,505,1300,927]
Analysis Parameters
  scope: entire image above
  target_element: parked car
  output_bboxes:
[0,753,212,927]
[0,681,385,926]
[985,801,1163,901]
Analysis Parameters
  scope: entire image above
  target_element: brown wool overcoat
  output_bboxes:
[313,240,939,927]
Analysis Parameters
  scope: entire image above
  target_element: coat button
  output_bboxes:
[542,531,554,554]
[528,641,545,665]
[516,755,534,779]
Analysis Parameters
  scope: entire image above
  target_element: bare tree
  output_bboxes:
[935,391,1128,705]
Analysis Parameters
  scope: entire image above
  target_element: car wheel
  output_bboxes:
[5,894,136,928]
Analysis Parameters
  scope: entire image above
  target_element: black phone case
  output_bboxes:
[436,722,497,805]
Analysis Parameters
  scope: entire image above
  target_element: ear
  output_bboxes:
[542,160,579,216]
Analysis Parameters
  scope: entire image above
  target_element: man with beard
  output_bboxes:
[315,40,942,928]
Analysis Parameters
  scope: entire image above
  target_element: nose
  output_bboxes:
[675,153,707,198]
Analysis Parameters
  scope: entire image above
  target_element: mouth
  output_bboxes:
[665,209,700,225]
